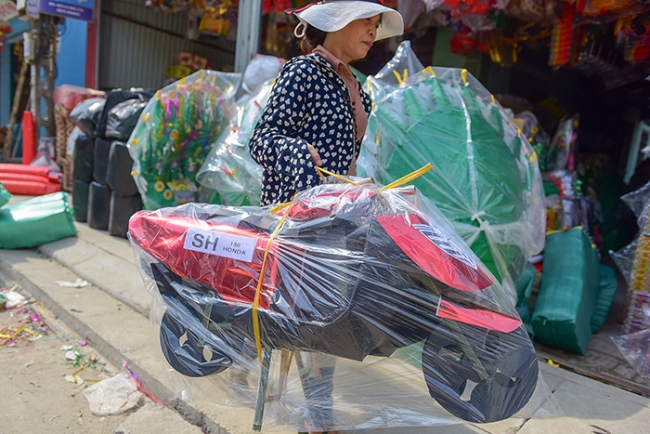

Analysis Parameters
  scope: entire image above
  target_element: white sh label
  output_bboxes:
[183,228,257,262]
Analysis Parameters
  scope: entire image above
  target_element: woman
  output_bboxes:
[249,2,403,433]
[249,0,403,207]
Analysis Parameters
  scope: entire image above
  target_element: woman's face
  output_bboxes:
[324,15,381,63]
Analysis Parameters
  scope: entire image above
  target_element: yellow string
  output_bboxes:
[403,69,409,81]
[423,66,435,77]
[252,206,291,363]
[381,163,434,190]
[316,166,360,186]
[461,69,468,85]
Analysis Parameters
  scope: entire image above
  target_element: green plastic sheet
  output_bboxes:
[358,46,545,301]
[0,192,77,249]
[129,70,241,210]
[0,182,12,208]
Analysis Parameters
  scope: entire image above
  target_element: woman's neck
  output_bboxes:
[322,40,351,64]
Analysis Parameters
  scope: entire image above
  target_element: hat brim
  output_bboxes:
[288,1,404,41]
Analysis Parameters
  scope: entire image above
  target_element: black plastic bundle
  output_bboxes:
[88,181,112,230]
[97,89,154,138]
[106,141,139,197]
[72,179,90,223]
[109,193,143,238]
[105,98,149,141]
[93,138,113,184]
[72,133,94,183]
[70,98,106,139]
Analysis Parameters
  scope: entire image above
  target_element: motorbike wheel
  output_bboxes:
[422,321,538,423]
[160,311,232,377]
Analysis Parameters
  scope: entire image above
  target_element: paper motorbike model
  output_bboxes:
[129,183,539,424]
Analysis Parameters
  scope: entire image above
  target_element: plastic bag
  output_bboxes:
[547,114,579,172]
[242,54,285,94]
[105,97,150,141]
[82,373,143,416]
[196,81,272,206]
[621,179,650,221]
[613,304,650,378]
[129,178,555,431]
[129,70,241,210]
[70,98,106,139]
[358,43,546,302]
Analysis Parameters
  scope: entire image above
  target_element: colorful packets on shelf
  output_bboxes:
[129,70,241,210]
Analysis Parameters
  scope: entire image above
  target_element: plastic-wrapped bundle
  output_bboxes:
[129,176,554,431]
[93,137,113,184]
[358,44,545,301]
[107,141,139,197]
[72,133,94,183]
[613,304,650,378]
[129,70,241,210]
[88,181,112,230]
[0,192,76,249]
[72,179,90,223]
[196,81,272,206]
[0,182,11,208]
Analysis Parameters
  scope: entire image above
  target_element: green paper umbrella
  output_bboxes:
[129,70,241,210]
[359,66,545,298]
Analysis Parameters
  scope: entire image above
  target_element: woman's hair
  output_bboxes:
[299,24,327,53]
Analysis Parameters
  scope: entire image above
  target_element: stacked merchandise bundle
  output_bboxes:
[70,90,153,237]
[129,70,240,210]
[357,42,546,302]
[90,89,153,233]
[70,98,105,224]
[0,164,62,196]
[196,80,273,206]
[531,227,618,354]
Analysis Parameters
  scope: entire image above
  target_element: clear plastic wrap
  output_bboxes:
[128,70,241,210]
[195,81,272,207]
[129,178,555,432]
[611,181,650,284]
[358,44,546,303]
[613,304,650,378]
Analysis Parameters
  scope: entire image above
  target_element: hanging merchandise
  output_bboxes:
[129,70,241,210]
[196,81,273,206]
[622,200,650,334]
[547,114,579,171]
[129,176,556,431]
[358,42,546,302]
[549,1,577,66]
[615,11,650,63]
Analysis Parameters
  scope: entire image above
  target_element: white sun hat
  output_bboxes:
[287,0,404,41]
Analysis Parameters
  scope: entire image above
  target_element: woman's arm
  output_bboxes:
[249,60,320,193]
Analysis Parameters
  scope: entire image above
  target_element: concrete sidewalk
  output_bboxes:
[1,201,650,433]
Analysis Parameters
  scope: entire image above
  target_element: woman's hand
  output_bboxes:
[307,144,322,167]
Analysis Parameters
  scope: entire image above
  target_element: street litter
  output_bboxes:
[55,278,89,288]
[1,307,51,346]
[82,372,143,416]
[0,286,27,309]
